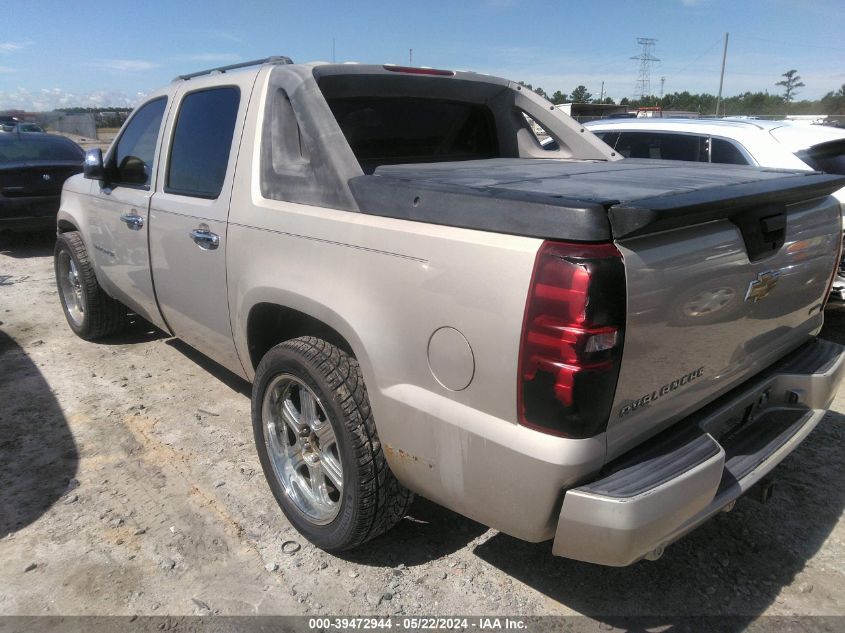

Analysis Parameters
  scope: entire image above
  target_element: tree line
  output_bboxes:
[519,69,845,115]
[55,107,134,114]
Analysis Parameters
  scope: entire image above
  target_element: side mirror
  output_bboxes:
[117,155,148,185]
[83,148,105,180]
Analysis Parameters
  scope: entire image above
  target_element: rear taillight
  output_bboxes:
[518,241,626,438]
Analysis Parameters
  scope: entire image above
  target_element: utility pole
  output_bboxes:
[631,37,659,101]
[599,81,605,103]
[409,48,413,65]
[660,76,665,98]
[715,32,729,117]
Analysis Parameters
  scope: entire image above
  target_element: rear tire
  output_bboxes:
[252,336,413,551]
[54,231,127,340]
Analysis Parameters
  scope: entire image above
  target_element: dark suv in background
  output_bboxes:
[0,133,84,232]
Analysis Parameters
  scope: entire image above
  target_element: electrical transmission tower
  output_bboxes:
[631,38,660,100]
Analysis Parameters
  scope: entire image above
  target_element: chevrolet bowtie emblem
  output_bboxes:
[745,270,780,302]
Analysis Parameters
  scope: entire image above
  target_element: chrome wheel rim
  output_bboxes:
[57,251,84,326]
[683,287,735,317]
[262,374,343,524]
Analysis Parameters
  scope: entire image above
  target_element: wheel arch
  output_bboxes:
[239,292,374,386]
[57,217,79,233]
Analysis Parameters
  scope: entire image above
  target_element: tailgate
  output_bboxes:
[607,192,842,459]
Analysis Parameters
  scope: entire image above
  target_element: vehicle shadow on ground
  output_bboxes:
[94,315,169,346]
[165,338,252,398]
[473,412,845,627]
[0,329,79,537]
[336,497,489,567]
[0,230,55,259]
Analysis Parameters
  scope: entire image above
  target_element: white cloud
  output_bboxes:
[0,66,15,73]
[88,59,158,72]
[0,87,147,111]
[0,41,33,53]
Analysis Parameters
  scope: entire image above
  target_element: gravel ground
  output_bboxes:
[1,230,844,625]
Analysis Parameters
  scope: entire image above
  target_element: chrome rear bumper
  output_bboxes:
[552,338,845,566]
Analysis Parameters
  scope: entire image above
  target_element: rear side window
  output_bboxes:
[710,138,749,165]
[166,86,240,198]
[326,97,497,172]
[112,97,166,187]
[798,139,845,176]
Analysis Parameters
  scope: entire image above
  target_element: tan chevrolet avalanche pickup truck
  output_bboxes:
[54,57,845,566]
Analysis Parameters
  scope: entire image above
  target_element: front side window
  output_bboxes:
[166,86,240,198]
[111,97,166,187]
[615,132,707,162]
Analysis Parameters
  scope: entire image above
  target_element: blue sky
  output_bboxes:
[1,0,844,110]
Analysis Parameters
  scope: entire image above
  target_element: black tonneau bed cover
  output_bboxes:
[348,158,845,241]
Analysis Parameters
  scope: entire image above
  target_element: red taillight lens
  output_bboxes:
[518,241,626,437]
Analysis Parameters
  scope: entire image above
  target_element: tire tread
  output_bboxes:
[55,231,127,340]
[255,336,413,549]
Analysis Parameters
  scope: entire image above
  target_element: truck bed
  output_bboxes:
[349,158,845,241]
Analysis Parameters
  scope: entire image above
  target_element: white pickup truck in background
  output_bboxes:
[54,57,845,566]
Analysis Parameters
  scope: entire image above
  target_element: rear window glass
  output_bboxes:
[326,97,497,171]
[0,138,83,163]
[798,140,845,176]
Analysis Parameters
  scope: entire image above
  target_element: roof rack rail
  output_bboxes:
[174,56,294,81]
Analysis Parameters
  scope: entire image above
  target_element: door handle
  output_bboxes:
[119,212,144,230]
[189,227,220,250]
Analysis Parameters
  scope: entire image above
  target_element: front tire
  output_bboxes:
[54,231,127,340]
[252,337,413,551]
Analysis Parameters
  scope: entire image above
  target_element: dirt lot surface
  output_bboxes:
[1,231,845,626]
